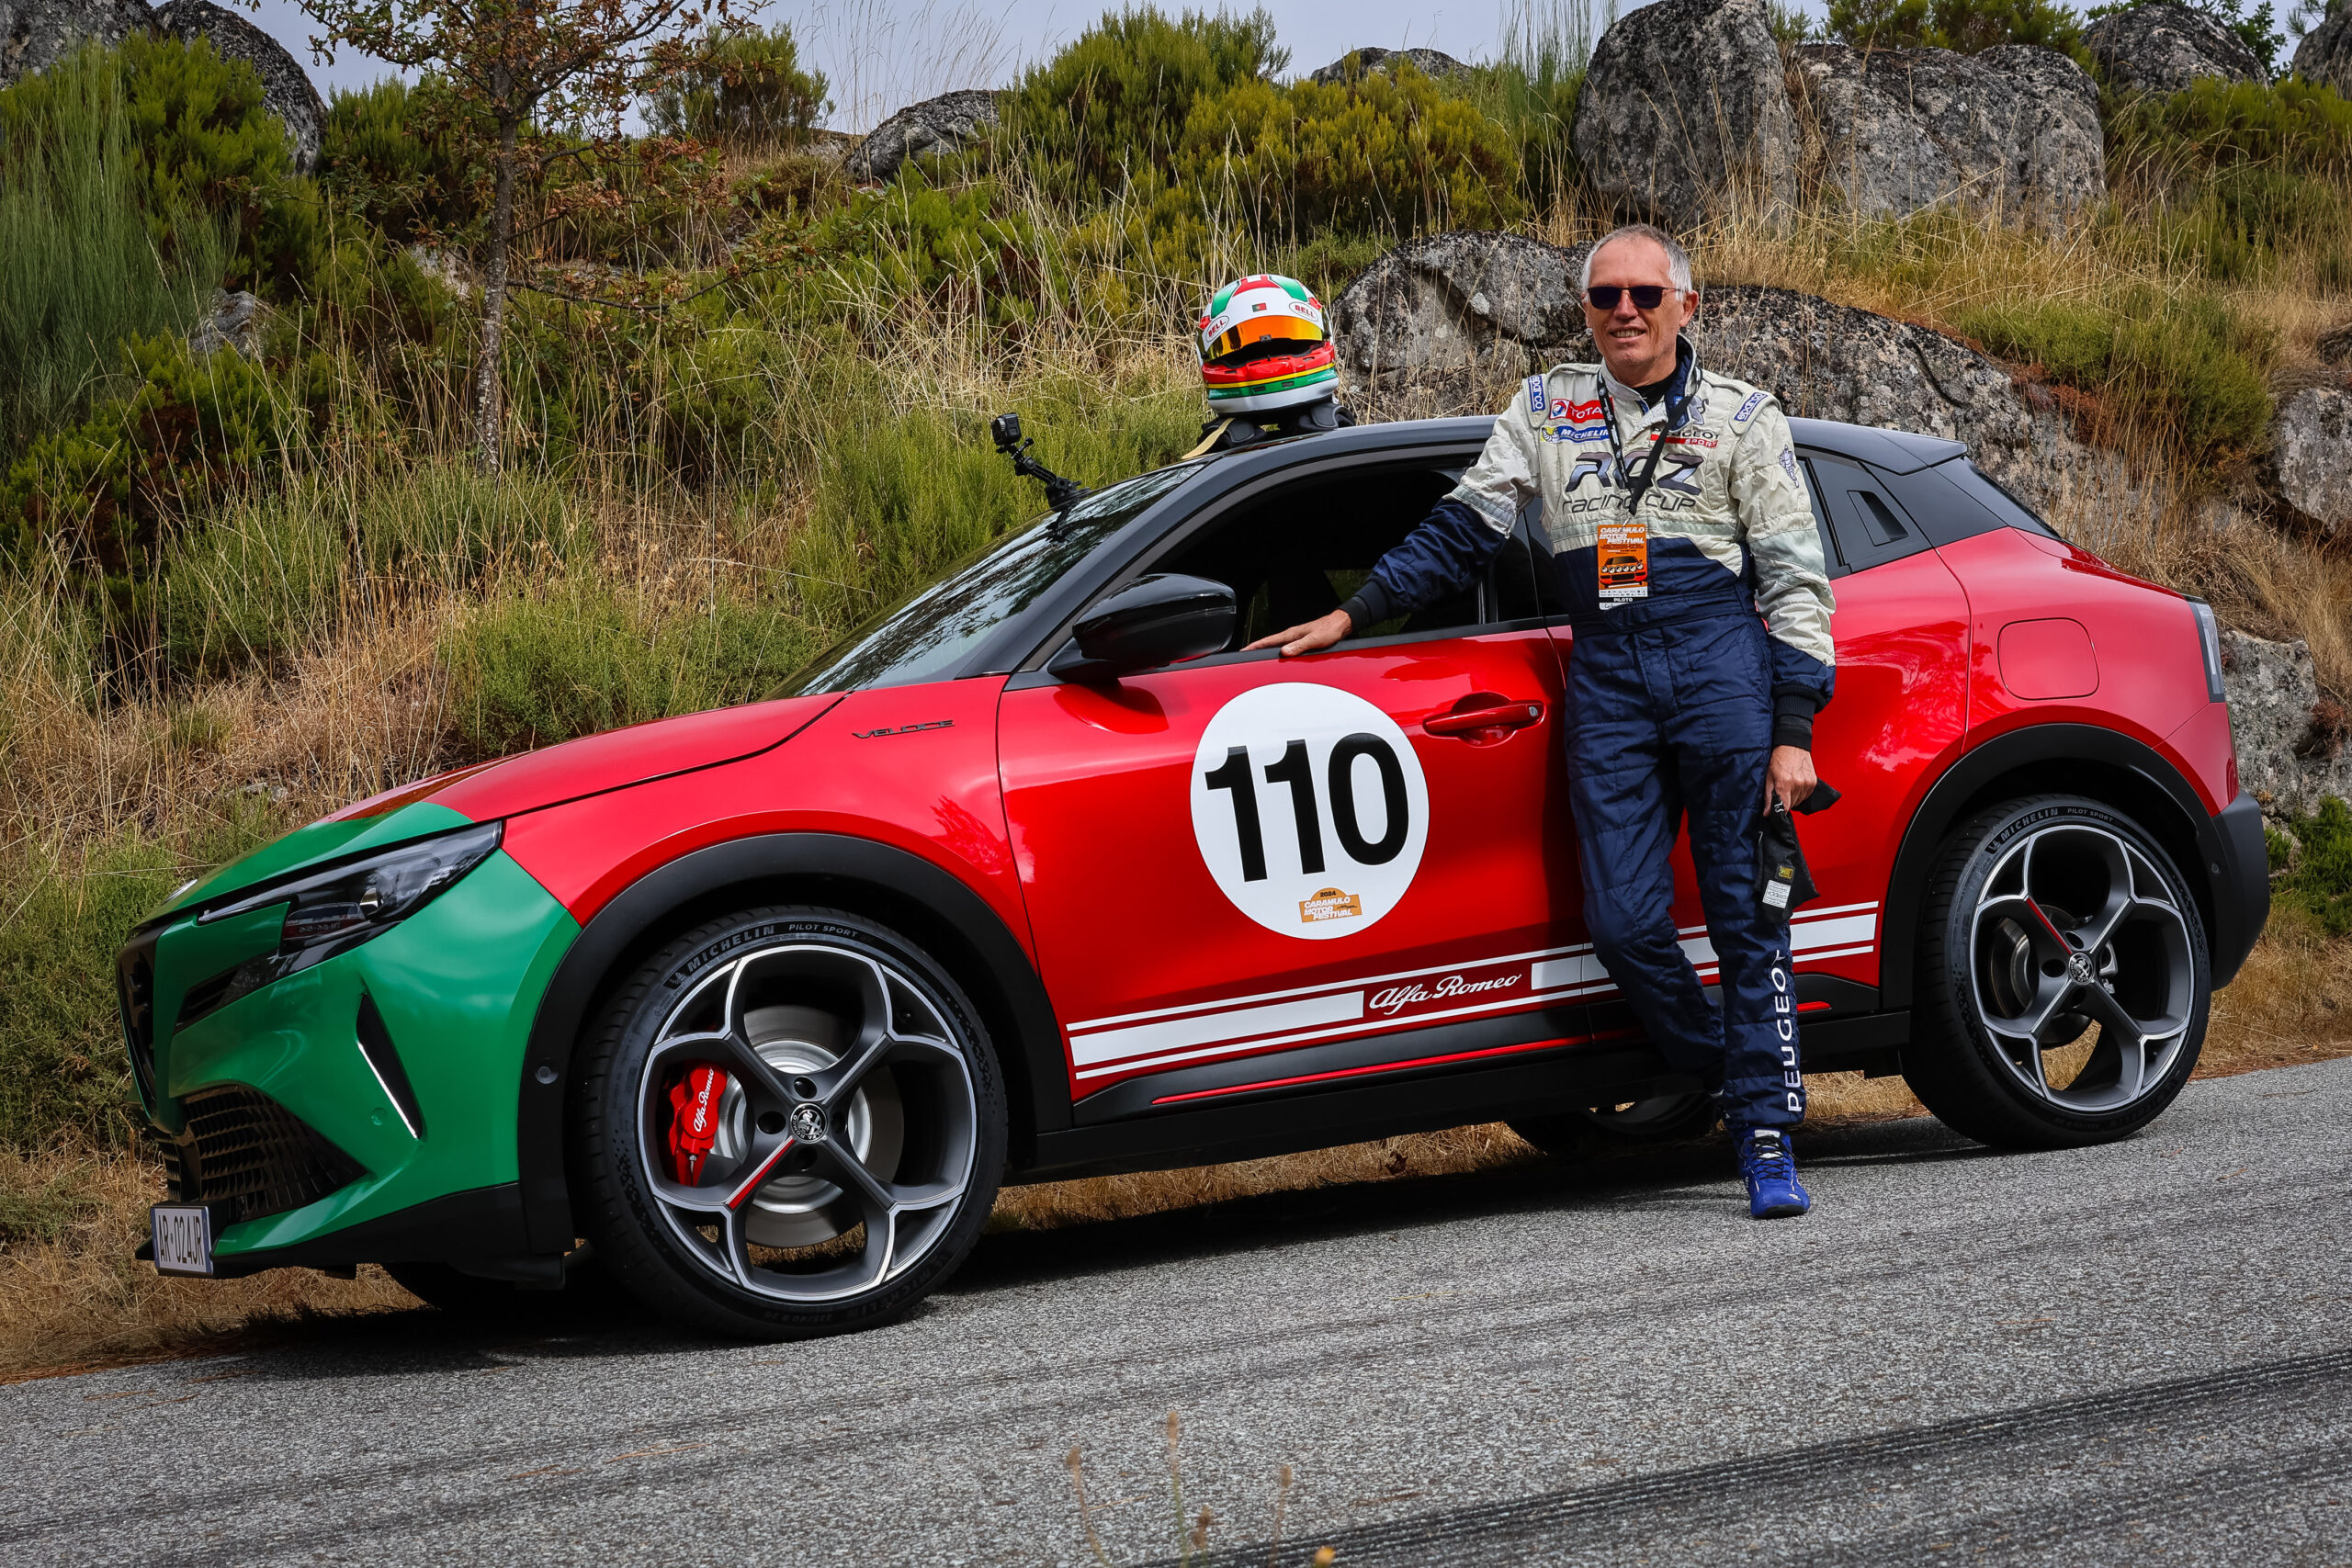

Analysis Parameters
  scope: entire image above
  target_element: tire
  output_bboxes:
[1509,1091,1719,1158]
[569,905,1006,1339]
[1903,795,2209,1149]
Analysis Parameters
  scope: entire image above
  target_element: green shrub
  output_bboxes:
[319,76,491,248]
[2,333,294,630]
[1827,0,2087,53]
[1955,287,2274,468]
[0,42,244,452]
[157,482,341,675]
[1002,6,1287,197]
[0,807,282,1149]
[442,584,818,753]
[2271,795,2352,936]
[2110,74,2352,173]
[645,24,829,150]
[1176,63,1525,240]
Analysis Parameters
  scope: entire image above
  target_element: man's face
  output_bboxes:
[1581,236,1697,386]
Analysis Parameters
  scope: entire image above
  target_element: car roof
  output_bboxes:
[1183,414,1969,480]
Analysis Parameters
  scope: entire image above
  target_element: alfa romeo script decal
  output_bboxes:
[1188,683,1430,941]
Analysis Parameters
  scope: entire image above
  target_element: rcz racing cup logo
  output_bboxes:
[1191,684,1430,941]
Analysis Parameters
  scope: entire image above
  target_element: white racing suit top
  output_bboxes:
[1342,338,1838,743]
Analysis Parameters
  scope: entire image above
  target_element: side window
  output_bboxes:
[1794,454,1850,580]
[1154,465,1507,648]
[1806,453,1931,573]
[1876,457,2055,546]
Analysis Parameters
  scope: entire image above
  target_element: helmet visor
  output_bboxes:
[1204,312,1324,366]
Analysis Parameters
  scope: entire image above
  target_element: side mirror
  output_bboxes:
[1053,574,1236,682]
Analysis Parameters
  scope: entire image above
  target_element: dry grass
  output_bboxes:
[0,1144,413,1383]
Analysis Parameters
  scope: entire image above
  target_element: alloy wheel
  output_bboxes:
[1965,821,2196,1114]
[632,941,978,1304]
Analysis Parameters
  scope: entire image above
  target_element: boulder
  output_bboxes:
[0,0,152,86]
[842,89,997,185]
[1333,232,2101,505]
[1331,231,1594,421]
[2292,2,2352,95]
[1308,46,1474,86]
[1571,0,1799,229]
[2221,630,2352,817]
[2318,319,2352,368]
[2085,2,2265,90]
[2270,387,2352,533]
[1791,42,2106,230]
[153,0,324,174]
[188,288,264,359]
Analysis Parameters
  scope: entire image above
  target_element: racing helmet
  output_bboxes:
[1197,274,1337,415]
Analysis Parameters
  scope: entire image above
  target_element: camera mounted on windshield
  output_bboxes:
[991,412,1089,514]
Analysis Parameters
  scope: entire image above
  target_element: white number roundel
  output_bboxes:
[1189,683,1430,940]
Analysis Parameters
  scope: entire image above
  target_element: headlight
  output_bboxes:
[175,822,503,1032]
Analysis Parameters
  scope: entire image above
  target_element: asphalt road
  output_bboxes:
[7,1057,2350,1567]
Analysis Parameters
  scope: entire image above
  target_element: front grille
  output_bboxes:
[117,928,161,1110]
[163,1086,365,1226]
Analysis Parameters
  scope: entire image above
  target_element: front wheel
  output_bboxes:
[1904,795,2209,1149]
[570,907,1006,1339]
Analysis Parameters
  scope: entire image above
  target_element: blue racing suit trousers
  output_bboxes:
[1566,597,1804,1132]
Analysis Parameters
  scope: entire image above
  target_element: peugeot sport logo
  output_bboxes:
[788,1103,828,1143]
[2066,952,2097,985]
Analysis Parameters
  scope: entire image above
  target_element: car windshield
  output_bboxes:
[775,460,1207,697]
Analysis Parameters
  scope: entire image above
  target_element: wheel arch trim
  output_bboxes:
[1879,723,2256,1011]
[515,832,1065,1255]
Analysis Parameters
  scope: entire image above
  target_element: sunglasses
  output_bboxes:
[1584,285,1678,310]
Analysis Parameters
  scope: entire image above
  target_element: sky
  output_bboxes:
[238,0,1668,130]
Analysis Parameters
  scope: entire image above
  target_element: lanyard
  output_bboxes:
[1600,377,1691,517]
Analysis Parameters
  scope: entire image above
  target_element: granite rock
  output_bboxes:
[1571,0,1800,229]
[2222,630,2352,815]
[0,0,152,86]
[153,0,325,173]
[2291,2,2352,95]
[842,89,998,185]
[2270,386,2352,533]
[1307,46,1474,85]
[1792,42,2106,229]
[2086,2,2265,91]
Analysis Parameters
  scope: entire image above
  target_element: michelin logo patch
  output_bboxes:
[1780,446,1800,482]
[1736,390,1768,424]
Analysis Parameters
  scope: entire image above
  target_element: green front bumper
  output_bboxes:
[144,848,580,1267]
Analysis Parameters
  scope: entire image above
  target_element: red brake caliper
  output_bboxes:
[667,1064,729,1184]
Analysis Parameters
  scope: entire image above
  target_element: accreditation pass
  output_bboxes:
[1597,518,1649,603]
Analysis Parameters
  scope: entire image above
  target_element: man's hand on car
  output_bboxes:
[1767,745,1817,813]
[1245,608,1353,657]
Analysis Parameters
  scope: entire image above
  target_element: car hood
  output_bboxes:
[151,694,841,922]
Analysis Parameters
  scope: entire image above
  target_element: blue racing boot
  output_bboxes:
[1737,1128,1811,1219]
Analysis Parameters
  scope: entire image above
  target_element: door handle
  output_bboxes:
[1424,699,1545,739]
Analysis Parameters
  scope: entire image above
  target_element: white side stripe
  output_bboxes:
[1070,990,1364,1068]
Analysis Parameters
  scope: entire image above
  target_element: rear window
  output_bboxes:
[1936,459,2058,538]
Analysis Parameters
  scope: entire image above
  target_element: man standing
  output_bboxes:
[1246,224,1836,1219]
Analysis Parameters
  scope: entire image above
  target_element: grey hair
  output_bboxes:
[1580,223,1694,295]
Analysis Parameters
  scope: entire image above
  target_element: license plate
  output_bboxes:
[151,1204,216,1276]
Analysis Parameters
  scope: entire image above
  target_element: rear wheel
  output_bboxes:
[1905,795,2208,1149]
[570,907,1005,1339]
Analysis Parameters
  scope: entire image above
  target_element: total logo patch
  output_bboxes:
[1190,684,1430,941]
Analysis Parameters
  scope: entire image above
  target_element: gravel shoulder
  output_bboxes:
[5,1058,2348,1567]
